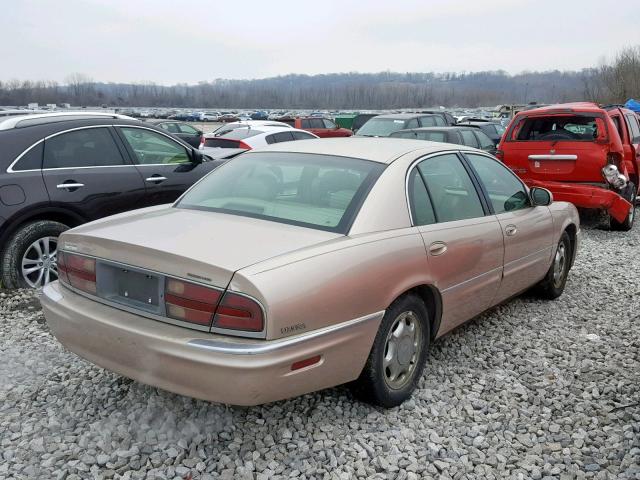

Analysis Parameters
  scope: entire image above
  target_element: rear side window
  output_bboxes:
[625,114,640,142]
[178,124,199,135]
[323,119,336,129]
[270,131,295,143]
[44,128,125,169]
[13,142,44,171]
[408,168,436,226]
[301,119,312,129]
[513,115,603,141]
[121,128,190,164]
[406,119,419,129]
[434,116,446,126]
[160,123,180,133]
[460,130,478,148]
[416,131,447,142]
[292,131,315,140]
[417,154,484,222]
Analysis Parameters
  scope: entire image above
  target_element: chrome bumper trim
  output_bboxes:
[187,310,385,355]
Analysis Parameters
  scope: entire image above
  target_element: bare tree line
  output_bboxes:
[1,46,638,109]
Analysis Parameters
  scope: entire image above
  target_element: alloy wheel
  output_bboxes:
[383,311,422,390]
[21,236,58,288]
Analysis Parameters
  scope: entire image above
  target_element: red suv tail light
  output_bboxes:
[58,252,96,294]
[237,141,252,150]
[607,151,622,167]
[199,135,205,149]
[165,278,222,326]
[213,292,264,332]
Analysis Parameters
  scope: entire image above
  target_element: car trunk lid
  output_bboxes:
[60,207,342,289]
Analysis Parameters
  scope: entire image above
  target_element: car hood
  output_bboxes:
[60,206,342,289]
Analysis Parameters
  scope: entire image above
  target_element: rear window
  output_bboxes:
[204,138,246,149]
[512,115,604,141]
[176,152,385,233]
[356,118,410,137]
[220,129,264,140]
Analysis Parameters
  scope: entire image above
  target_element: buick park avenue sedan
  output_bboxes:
[41,138,580,407]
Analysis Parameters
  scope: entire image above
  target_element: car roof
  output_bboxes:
[400,126,476,131]
[252,137,474,164]
[370,113,431,120]
[0,111,135,131]
[519,102,604,115]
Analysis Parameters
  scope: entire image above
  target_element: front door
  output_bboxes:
[409,153,504,334]
[42,126,146,220]
[117,126,217,206]
[463,152,554,301]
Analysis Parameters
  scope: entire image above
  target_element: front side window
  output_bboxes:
[177,152,385,232]
[44,128,125,169]
[465,153,530,213]
[434,116,446,126]
[301,119,312,129]
[292,131,315,140]
[357,118,412,137]
[419,117,436,127]
[625,114,640,142]
[417,154,484,222]
[309,119,325,129]
[416,131,447,142]
[120,128,190,165]
[474,131,495,150]
[323,119,336,129]
[178,124,199,135]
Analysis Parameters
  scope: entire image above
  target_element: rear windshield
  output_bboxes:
[390,130,448,142]
[356,118,409,137]
[204,138,247,148]
[176,152,385,233]
[512,115,603,141]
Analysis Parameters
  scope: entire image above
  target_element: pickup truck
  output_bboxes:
[279,117,353,138]
[498,102,640,230]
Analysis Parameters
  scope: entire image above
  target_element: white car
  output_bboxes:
[201,126,318,156]
[210,120,293,138]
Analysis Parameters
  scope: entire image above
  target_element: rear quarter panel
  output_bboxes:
[231,228,433,340]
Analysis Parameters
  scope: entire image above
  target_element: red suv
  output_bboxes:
[498,102,640,230]
[280,117,353,138]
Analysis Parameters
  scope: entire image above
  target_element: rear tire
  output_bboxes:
[350,294,431,408]
[610,182,636,231]
[536,231,571,300]
[1,220,69,289]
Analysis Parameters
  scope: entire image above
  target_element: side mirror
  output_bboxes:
[530,187,553,206]
[191,148,204,164]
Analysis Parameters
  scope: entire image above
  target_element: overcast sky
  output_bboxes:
[2,0,638,84]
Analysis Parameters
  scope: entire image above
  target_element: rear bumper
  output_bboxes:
[526,180,632,223]
[40,282,382,406]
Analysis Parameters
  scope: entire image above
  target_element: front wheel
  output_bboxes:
[610,182,636,231]
[536,231,571,300]
[350,294,431,408]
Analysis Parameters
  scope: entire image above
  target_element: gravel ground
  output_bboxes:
[1,216,639,480]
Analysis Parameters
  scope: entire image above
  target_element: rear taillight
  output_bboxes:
[213,292,264,332]
[165,278,222,326]
[57,252,96,294]
[198,135,205,150]
[237,141,251,150]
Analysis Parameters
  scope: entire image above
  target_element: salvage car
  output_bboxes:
[41,138,580,407]
[201,126,317,156]
[498,102,640,230]
[356,114,447,137]
[390,126,497,154]
[0,112,225,289]
[148,120,204,148]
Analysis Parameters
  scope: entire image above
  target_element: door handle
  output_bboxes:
[505,224,518,236]
[56,182,85,190]
[145,176,168,183]
[428,241,447,256]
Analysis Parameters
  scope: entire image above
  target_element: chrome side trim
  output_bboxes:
[528,154,577,161]
[187,310,385,355]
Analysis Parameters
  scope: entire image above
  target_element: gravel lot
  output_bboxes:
[1,215,639,480]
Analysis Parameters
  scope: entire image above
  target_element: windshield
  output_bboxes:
[356,118,408,137]
[176,152,385,233]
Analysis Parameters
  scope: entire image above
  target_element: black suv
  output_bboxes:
[0,112,225,288]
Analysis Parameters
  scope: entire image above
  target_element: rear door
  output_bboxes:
[42,126,146,220]
[409,152,504,333]
[464,152,554,301]
[503,113,610,182]
[623,113,640,183]
[117,126,216,206]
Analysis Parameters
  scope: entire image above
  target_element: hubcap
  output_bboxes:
[21,236,58,288]
[552,242,566,289]
[383,311,421,390]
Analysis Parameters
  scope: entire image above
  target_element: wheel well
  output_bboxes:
[0,210,84,252]
[564,223,577,268]
[399,284,442,339]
